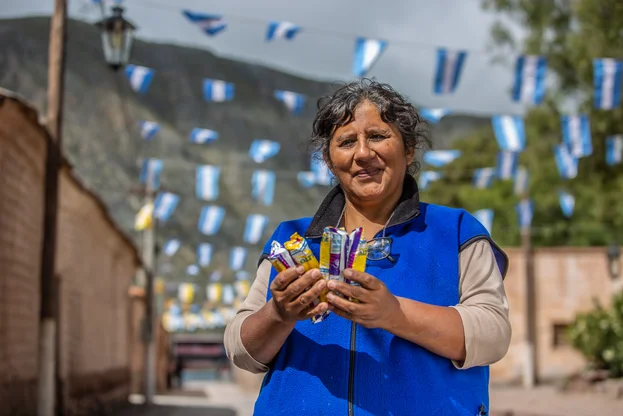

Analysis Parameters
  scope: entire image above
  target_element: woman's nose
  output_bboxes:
[354,139,374,159]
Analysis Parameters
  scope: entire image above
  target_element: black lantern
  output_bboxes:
[607,241,621,279]
[95,6,137,70]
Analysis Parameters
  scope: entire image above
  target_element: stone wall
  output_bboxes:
[0,90,141,415]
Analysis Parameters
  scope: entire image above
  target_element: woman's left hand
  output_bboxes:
[326,269,403,330]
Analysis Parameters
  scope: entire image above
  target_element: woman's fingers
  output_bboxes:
[327,280,367,302]
[296,278,327,307]
[304,300,330,319]
[270,266,305,292]
[327,292,362,316]
[284,269,322,301]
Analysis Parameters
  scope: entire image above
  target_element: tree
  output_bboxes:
[422,0,623,247]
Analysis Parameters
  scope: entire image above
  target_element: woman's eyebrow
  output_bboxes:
[334,133,355,141]
[365,127,391,134]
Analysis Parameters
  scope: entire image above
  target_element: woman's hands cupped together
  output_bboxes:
[269,266,329,323]
[326,269,402,330]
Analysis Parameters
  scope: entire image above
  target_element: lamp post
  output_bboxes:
[607,241,621,280]
[95,5,137,70]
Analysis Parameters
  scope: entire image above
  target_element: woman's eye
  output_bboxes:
[370,134,386,140]
[339,139,356,147]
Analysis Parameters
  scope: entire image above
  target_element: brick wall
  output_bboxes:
[0,91,141,415]
[0,93,46,416]
[491,247,617,384]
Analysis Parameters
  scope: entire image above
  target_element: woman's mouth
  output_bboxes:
[354,168,381,178]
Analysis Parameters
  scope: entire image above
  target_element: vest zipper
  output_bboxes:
[346,211,419,416]
[348,321,356,416]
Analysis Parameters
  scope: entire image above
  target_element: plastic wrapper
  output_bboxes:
[313,226,368,322]
[267,241,296,273]
[284,232,319,271]
[346,237,368,303]
[268,233,323,322]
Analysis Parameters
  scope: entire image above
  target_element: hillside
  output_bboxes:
[0,17,489,283]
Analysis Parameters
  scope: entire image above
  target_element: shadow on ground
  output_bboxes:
[116,404,236,416]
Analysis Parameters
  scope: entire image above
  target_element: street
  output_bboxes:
[118,381,623,416]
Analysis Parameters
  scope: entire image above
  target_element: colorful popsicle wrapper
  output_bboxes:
[347,236,368,303]
[284,232,319,271]
[267,226,368,324]
[267,241,296,273]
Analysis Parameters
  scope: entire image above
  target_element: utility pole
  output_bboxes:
[38,1,67,416]
[521,205,537,389]
[141,185,157,404]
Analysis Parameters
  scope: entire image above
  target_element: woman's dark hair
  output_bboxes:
[310,78,430,175]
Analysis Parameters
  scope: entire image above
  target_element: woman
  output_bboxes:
[225,80,511,416]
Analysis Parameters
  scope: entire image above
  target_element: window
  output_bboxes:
[552,323,570,348]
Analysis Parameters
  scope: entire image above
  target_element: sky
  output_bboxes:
[1,0,528,116]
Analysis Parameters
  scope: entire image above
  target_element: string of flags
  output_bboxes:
[118,5,623,279]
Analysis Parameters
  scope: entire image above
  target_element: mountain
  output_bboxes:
[0,17,488,284]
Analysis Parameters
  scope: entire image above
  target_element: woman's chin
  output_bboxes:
[350,184,386,202]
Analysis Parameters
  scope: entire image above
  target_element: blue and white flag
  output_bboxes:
[197,243,213,267]
[310,153,334,185]
[210,270,223,282]
[558,190,575,218]
[198,205,225,236]
[593,58,623,110]
[473,168,496,189]
[418,171,443,191]
[561,114,592,158]
[203,79,235,102]
[125,65,154,94]
[423,150,461,167]
[434,48,467,94]
[249,140,280,163]
[235,270,250,281]
[222,284,236,305]
[419,108,452,124]
[274,90,305,115]
[139,121,160,141]
[190,128,219,144]
[163,239,181,256]
[496,151,519,180]
[513,166,529,196]
[554,144,578,179]
[182,10,227,36]
[606,135,623,166]
[230,246,247,271]
[473,209,494,235]
[154,192,180,222]
[186,265,200,276]
[196,165,220,201]
[512,55,547,105]
[516,199,534,229]
[266,21,300,41]
[140,158,162,190]
[243,214,269,245]
[251,170,276,206]
[297,171,316,188]
[492,115,526,152]
[352,37,387,77]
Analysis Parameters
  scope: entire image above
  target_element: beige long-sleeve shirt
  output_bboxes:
[224,239,511,373]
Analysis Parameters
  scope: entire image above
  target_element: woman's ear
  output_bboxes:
[406,147,415,166]
[323,149,334,172]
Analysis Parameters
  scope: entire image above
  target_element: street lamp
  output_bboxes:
[95,5,137,70]
[607,241,621,279]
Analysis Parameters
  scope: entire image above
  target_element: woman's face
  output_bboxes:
[327,100,414,205]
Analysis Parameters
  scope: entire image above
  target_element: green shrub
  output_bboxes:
[566,291,623,377]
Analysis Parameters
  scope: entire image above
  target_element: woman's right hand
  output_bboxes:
[269,265,328,323]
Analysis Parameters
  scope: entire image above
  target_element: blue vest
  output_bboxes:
[253,201,507,416]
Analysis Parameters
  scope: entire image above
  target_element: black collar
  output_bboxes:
[305,175,421,238]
